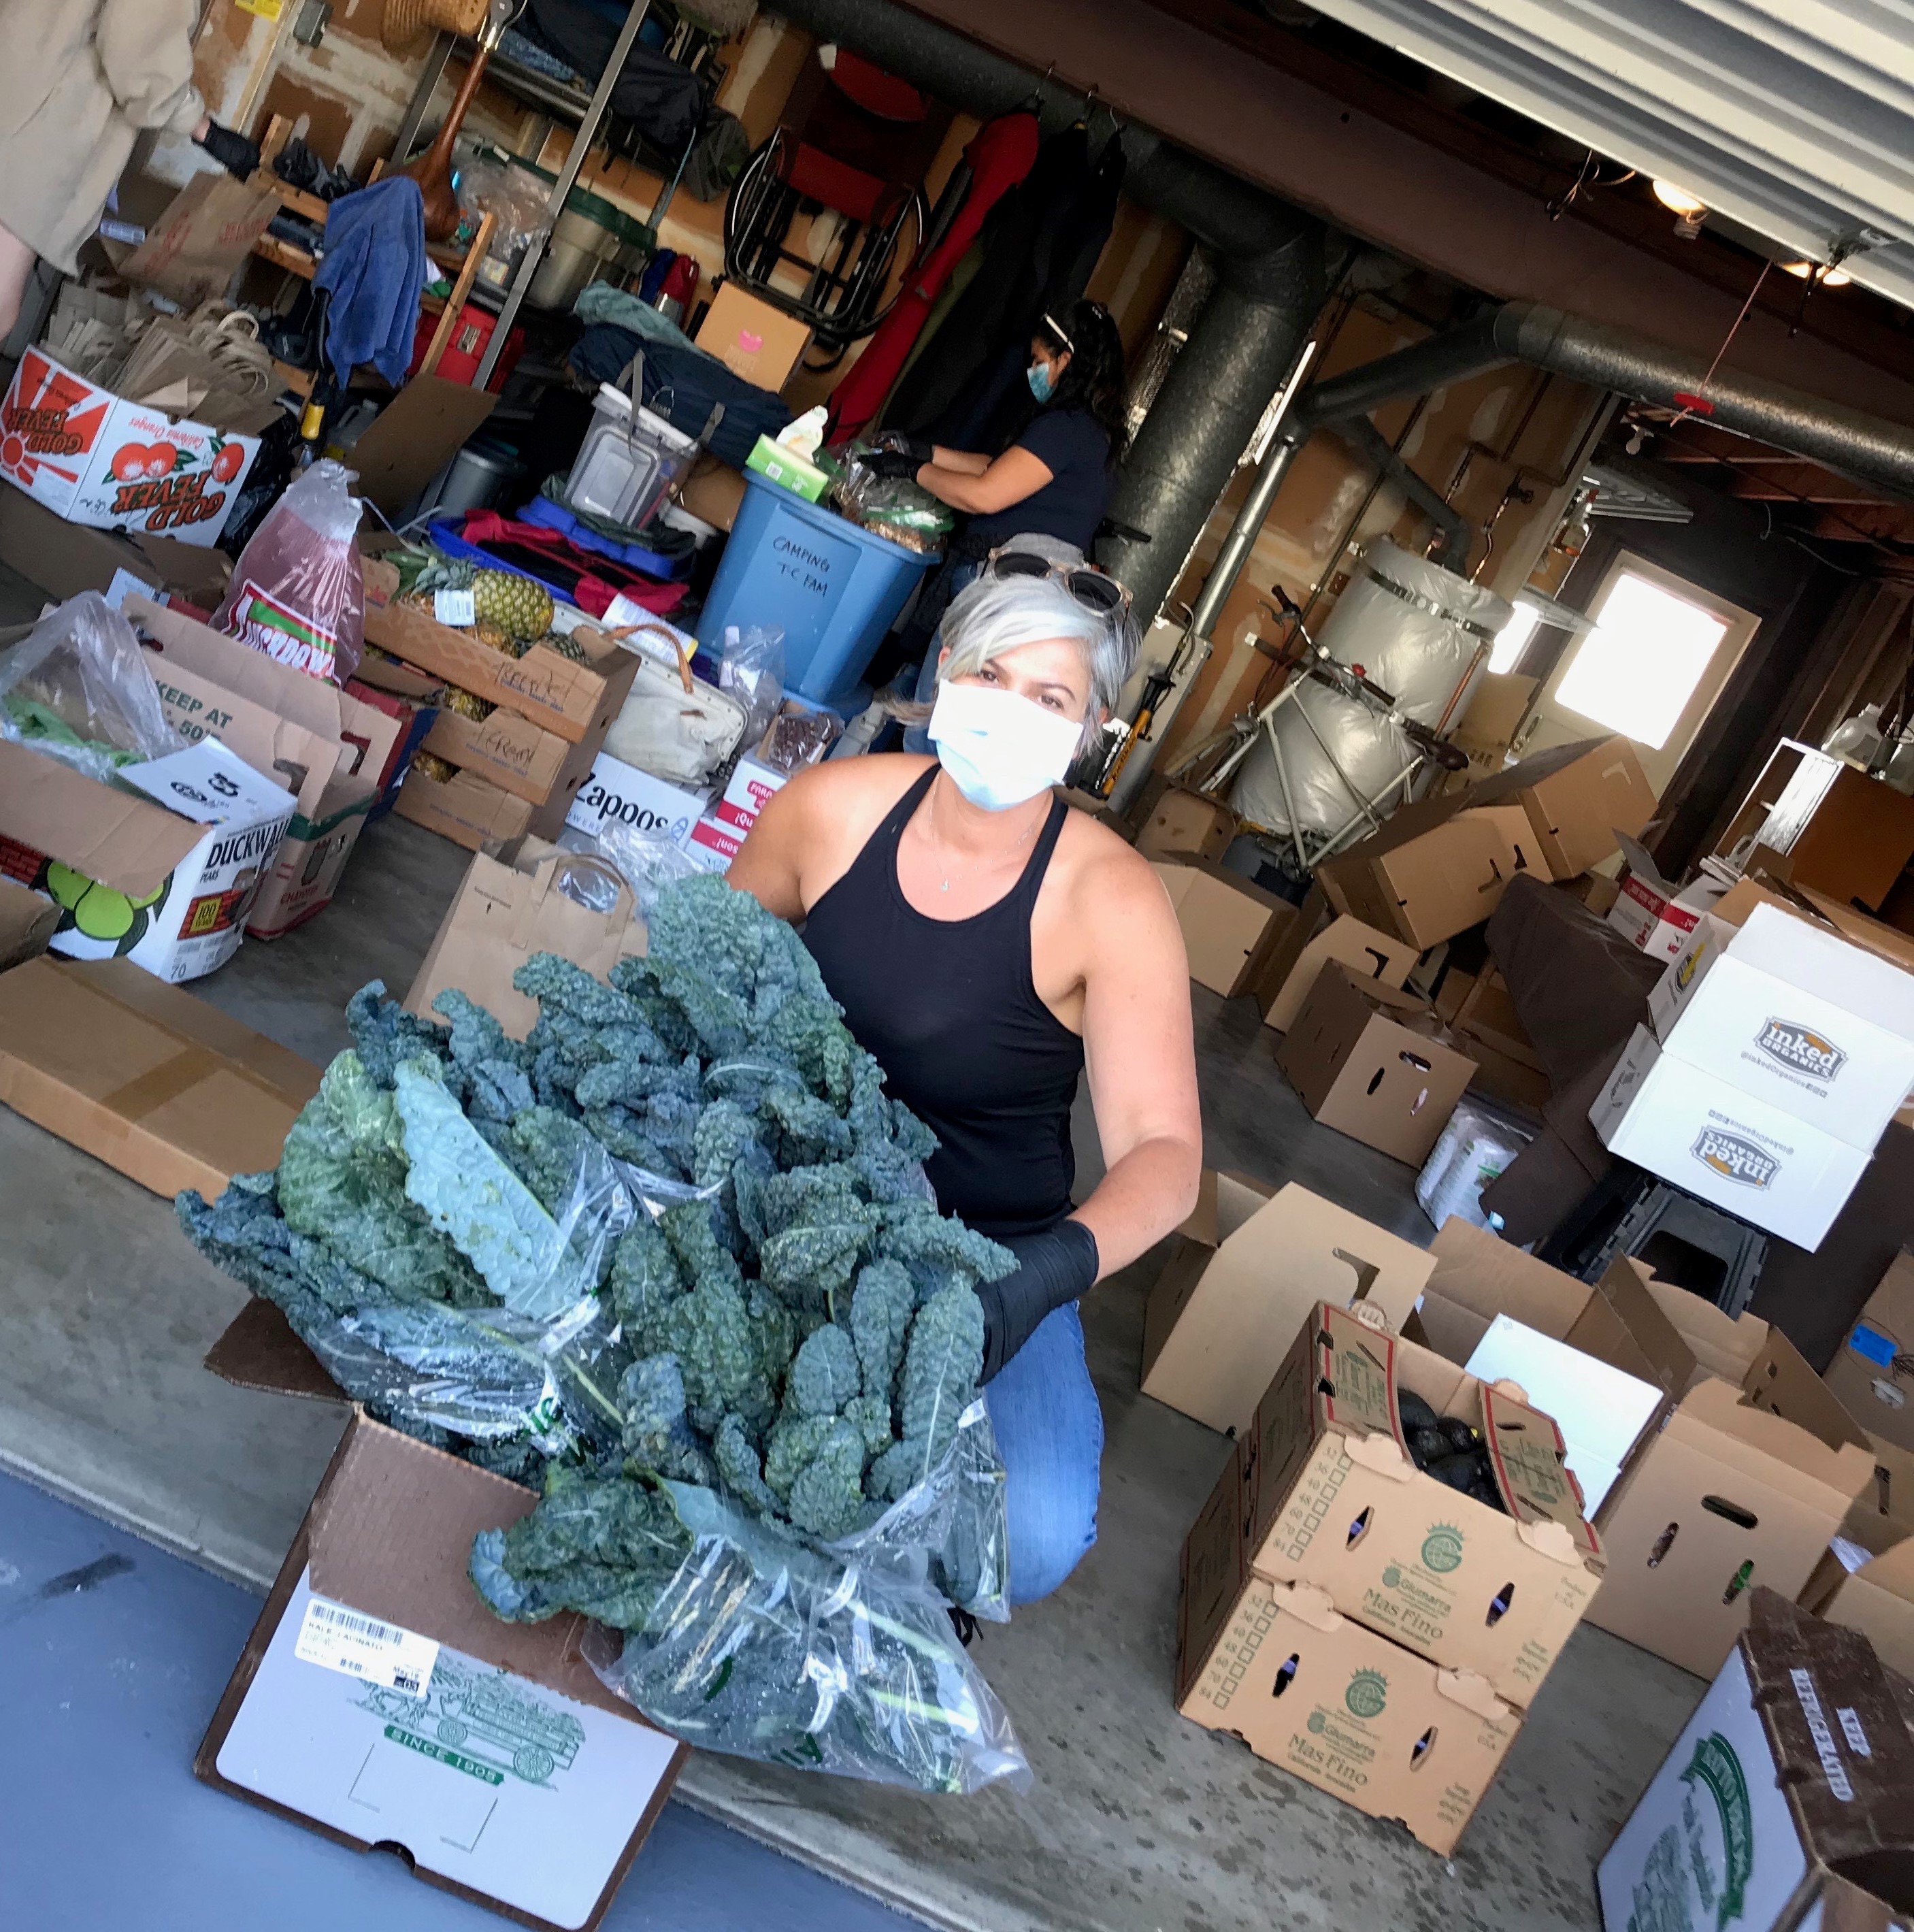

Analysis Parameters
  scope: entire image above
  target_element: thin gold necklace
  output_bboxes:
[927,776,1041,891]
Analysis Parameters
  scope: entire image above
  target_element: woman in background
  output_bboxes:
[0,0,258,339]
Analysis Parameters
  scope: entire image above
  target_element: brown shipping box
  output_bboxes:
[1432,966,1551,1110]
[1825,1254,1914,1456]
[393,766,535,851]
[1152,858,1295,998]
[199,1306,685,1932]
[1747,754,1914,915]
[1587,1262,1878,1677]
[1176,1438,1521,1856]
[1315,798,1535,949]
[1250,883,1418,1033]
[420,704,599,818]
[1135,788,1237,864]
[1803,1537,1914,1680]
[693,282,814,392]
[406,842,642,1039]
[1598,1590,1914,1932]
[1241,1303,1606,1708]
[0,483,233,608]
[0,957,318,1197]
[361,596,640,749]
[1140,1170,1433,1439]
[132,597,403,938]
[1466,734,1656,881]
[0,877,58,971]
[1278,963,1476,1165]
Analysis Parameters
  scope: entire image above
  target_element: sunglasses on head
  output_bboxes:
[984,547,1132,617]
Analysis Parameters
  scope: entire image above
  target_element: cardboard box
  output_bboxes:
[1140,1170,1433,1439]
[1153,858,1296,999]
[1450,671,1536,760]
[1804,1539,1914,1680]
[694,283,813,393]
[1597,1590,1914,1932]
[1606,830,1726,958]
[1434,966,1549,1108]
[0,956,318,1196]
[1585,1263,1878,1676]
[1241,1303,1604,1707]
[346,676,438,822]
[1278,963,1476,1165]
[0,483,233,608]
[1837,1432,1914,1563]
[406,842,641,1040]
[563,751,709,849]
[361,598,640,749]
[0,877,57,972]
[423,707,578,808]
[0,736,296,983]
[1249,883,1419,1033]
[1176,1440,1520,1856]
[0,347,262,546]
[1315,798,1534,949]
[194,1349,684,1932]
[684,814,741,873]
[1135,788,1237,864]
[393,766,535,851]
[1826,1257,1914,1456]
[1649,904,1914,1149]
[1741,747,1914,914]
[676,456,744,534]
[1590,1024,1871,1250]
[132,597,404,940]
[712,753,789,839]
[1465,734,1656,881]
[1417,1222,1669,1515]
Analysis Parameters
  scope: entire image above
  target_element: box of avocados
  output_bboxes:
[1241,1302,1605,1709]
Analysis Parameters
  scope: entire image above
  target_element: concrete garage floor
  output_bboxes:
[0,637,1708,1930]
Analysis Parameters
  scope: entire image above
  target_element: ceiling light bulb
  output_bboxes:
[1652,180,1707,217]
[1781,259,1852,287]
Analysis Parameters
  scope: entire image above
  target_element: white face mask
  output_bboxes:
[928,679,1084,811]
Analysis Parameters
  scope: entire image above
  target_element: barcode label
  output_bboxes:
[295,1592,440,1699]
[435,588,476,627]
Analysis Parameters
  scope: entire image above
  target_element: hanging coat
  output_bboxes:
[0,0,203,272]
[885,125,1094,439]
[825,110,1040,442]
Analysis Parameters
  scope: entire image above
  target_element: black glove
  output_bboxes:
[863,447,924,480]
[875,431,935,467]
[196,120,262,182]
[976,1219,1100,1383]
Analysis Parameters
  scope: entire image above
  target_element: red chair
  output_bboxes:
[723,46,950,359]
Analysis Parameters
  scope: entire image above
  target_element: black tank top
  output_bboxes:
[802,767,1085,1238]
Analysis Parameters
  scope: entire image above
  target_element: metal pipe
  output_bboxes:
[1300,300,1914,502]
[1323,416,1472,570]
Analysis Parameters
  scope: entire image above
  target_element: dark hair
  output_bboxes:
[1038,299,1128,458]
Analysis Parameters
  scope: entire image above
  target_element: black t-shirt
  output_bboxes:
[965,408,1114,555]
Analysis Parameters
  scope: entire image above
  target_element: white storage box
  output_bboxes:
[1649,903,1914,1148]
[1590,1024,1870,1250]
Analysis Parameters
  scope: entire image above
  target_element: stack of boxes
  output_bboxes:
[359,574,640,853]
[1591,902,1914,1249]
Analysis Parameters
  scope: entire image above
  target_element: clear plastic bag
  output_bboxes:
[0,591,185,781]
[214,459,367,684]
[578,1398,1023,1793]
[595,818,706,921]
[831,446,956,553]
[719,625,785,748]
[759,706,840,773]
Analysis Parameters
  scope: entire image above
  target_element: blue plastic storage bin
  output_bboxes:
[696,469,934,706]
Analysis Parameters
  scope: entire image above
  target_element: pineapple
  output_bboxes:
[472,569,553,642]
[414,752,458,783]
[443,686,493,721]
[536,628,588,664]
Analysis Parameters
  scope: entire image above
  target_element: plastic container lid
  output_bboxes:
[592,382,698,451]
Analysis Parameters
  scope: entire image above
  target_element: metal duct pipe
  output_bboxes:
[1323,416,1472,571]
[762,0,1329,621]
[1300,300,1914,500]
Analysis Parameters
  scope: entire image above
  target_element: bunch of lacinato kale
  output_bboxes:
[178,877,1029,1791]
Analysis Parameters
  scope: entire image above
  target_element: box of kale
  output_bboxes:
[197,1305,685,1932]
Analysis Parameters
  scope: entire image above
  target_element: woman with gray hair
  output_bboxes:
[730,563,1202,1607]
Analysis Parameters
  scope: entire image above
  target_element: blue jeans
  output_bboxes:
[984,1301,1104,1605]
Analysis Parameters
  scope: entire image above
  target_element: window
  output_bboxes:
[1488,600,1543,675]
[1552,571,1732,749]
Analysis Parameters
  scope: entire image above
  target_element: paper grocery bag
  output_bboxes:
[121,174,282,309]
[405,846,641,1038]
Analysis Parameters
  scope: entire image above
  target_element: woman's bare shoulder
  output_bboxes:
[1054,802,1181,920]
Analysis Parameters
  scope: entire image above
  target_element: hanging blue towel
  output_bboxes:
[314,177,429,386]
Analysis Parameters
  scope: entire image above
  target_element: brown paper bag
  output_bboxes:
[121,174,283,309]
[405,844,642,1038]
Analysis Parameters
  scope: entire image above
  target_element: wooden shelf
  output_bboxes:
[252,232,316,279]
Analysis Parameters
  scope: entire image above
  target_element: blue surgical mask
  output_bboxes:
[1026,360,1056,404]
[929,681,1083,811]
